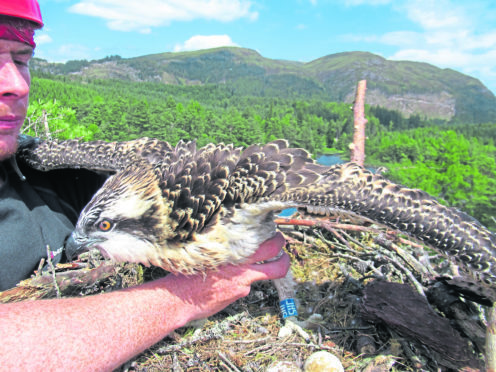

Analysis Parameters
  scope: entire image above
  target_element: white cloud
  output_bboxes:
[35,34,53,45]
[173,35,238,52]
[401,1,468,30]
[69,0,258,33]
[391,48,472,67]
[344,0,392,6]
[57,44,93,61]
[379,31,421,47]
[341,0,496,92]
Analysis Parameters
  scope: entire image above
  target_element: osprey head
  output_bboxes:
[65,162,176,266]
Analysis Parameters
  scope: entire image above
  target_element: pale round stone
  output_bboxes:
[303,351,344,372]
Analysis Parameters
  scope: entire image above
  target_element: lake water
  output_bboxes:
[316,154,345,166]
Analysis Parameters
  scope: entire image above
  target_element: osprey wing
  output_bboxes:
[19,137,173,172]
[269,161,496,286]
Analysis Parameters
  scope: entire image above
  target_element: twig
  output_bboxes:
[314,230,363,256]
[36,258,45,276]
[45,245,61,298]
[243,343,275,356]
[42,110,52,140]
[172,353,182,372]
[374,234,432,281]
[325,225,351,249]
[333,253,384,278]
[282,318,312,342]
[217,352,242,372]
[275,218,381,234]
[157,313,246,354]
[0,261,119,303]
[377,250,426,297]
[224,337,271,344]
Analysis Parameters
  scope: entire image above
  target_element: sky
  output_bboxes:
[35,0,496,95]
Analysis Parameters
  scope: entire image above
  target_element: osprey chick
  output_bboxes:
[22,138,496,290]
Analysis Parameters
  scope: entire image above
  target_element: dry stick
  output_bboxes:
[217,352,242,372]
[333,253,383,278]
[36,257,45,276]
[156,312,246,354]
[374,234,432,280]
[172,353,182,372]
[45,245,61,298]
[224,337,272,345]
[325,225,351,249]
[319,228,425,286]
[275,218,378,233]
[377,249,426,297]
[350,80,368,166]
[0,261,117,303]
[42,110,52,140]
[276,218,431,266]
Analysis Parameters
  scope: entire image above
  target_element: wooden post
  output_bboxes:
[486,305,496,371]
[350,80,367,166]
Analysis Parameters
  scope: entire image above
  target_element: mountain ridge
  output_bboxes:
[30,47,496,123]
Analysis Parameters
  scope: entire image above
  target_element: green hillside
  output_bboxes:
[26,66,496,229]
[30,48,496,124]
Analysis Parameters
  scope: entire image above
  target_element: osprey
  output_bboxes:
[21,137,496,313]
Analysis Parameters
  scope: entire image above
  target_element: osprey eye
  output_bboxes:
[97,219,114,232]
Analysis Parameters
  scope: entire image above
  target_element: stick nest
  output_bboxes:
[0,212,488,371]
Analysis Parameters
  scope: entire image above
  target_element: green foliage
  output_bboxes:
[23,99,99,140]
[28,76,358,154]
[30,48,496,124]
[440,122,496,146]
[367,127,496,229]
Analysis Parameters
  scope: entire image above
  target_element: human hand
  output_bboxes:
[164,232,290,322]
[0,233,288,371]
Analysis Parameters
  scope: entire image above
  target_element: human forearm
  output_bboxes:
[0,276,197,371]
[0,233,289,371]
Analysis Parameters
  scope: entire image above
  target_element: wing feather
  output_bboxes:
[19,137,173,172]
[22,136,496,286]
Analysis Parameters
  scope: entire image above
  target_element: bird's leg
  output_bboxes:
[273,271,323,341]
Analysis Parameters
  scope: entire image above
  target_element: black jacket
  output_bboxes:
[0,139,105,290]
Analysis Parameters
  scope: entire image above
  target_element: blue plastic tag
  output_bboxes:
[280,298,298,318]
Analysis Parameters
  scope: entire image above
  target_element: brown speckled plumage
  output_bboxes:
[20,138,496,289]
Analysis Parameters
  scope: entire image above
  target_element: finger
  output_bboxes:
[245,251,291,282]
[245,232,286,264]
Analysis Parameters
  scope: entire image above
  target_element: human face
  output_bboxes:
[0,39,32,161]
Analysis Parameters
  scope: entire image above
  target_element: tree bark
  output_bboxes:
[350,80,367,166]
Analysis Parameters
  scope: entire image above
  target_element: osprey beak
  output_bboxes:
[65,232,102,261]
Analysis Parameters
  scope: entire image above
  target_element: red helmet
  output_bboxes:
[0,0,43,27]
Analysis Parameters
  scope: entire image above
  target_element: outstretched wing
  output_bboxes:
[270,162,496,285]
[19,136,173,172]
[135,139,496,286]
[21,136,496,285]
[226,141,496,285]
